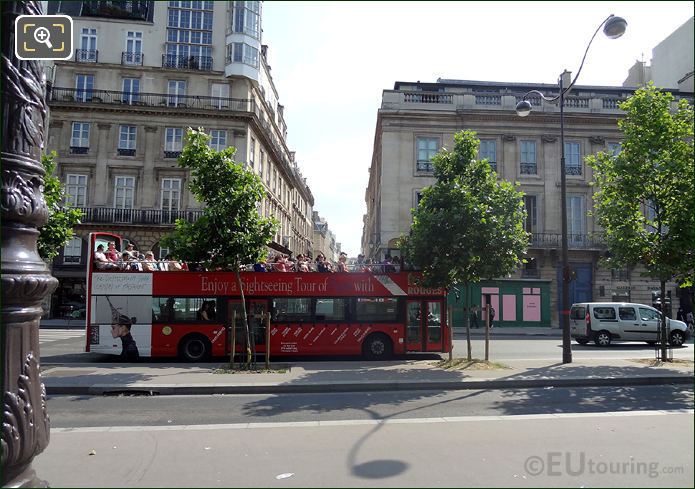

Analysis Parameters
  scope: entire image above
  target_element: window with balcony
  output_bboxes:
[65,174,87,207]
[167,80,186,107]
[416,137,438,172]
[226,42,259,68]
[524,195,538,234]
[118,125,137,156]
[63,236,82,264]
[607,142,622,156]
[567,195,586,243]
[565,142,581,175]
[122,77,140,104]
[123,31,143,65]
[209,130,227,151]
[78,28,97,62]
[520,140,537,175]
[70,122,90,153]
[231,1,260,39]
[161,178,181,217]
[165,128,183,157]
[210,83,230,109]
[479,139,497,171]
[75,74,94,102]
[114,176,135,222]
[165,2,213,70]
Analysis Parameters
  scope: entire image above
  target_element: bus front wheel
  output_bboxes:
[179,334,211,362]
[362,334,393,360]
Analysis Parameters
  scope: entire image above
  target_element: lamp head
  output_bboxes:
[515,99,533,117]
[603,15,627,39]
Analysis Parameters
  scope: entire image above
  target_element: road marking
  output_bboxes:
[39,329,85,344]
[50,409,694,434]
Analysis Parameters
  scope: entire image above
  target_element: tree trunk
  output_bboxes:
[234,268,252,367]
[660,279,668,361]
[485,304,490,361]
[448,305,453,362]
[229,310,236,370]
[465,283,472,361]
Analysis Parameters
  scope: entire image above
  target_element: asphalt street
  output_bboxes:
[46,384,694,428]
[38,329,695,364]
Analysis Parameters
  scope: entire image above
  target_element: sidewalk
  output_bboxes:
[41,357,693,396]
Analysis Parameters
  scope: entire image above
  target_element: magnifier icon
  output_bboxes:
[33,27,53,49]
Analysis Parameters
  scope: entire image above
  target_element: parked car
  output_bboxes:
[570,302,691,347]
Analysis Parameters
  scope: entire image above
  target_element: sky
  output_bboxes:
[261,1,694,257]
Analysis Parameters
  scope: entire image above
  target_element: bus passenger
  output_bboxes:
[337,252,349,272]
[142,251,158,271]
[94,244,118,270]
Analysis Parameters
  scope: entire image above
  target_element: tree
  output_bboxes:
[587,84,694,360]
[403,130,529,360]
[38,151,83,261]
[160,129,277,366]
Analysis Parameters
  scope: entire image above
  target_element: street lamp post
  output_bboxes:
[516,14,627,364]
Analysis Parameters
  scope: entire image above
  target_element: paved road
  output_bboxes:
[39,332,695,364]
[46,385,694,428]
[35,405,694,487]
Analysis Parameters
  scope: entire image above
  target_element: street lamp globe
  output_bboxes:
[603,15,628,39]
[515,99,533,117]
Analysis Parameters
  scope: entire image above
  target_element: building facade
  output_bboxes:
[46,1,314,317]
[362,78,693,327]
[312,211,338,263]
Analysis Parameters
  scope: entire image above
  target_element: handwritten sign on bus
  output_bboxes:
[91,273,153,295]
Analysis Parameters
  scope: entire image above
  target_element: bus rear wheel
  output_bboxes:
[362,334,393,360]
[179,334,211,362]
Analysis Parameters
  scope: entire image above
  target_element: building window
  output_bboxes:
[210,83,229,108]
[75,74,94,102]
[118,125,137,155]
[209,130,227,151]
[566,195,585,242]
[78,28,97,62]
[266,162,271,185]
[161,178,181,212]
[524,195,537,234]
[564,142,581,175]
[479,139,497,171]
[124,31,143,64]
[122,78,140,104]
[231,1,260,39]
[520,140,537,174]
[165,128,183,157]
[226,42,259,68]
[249,138,256,170]
[165,1,213,70]
[611,267,630,280]
[167,80,186,107]
[65,174,87,207]
[114,176,135,209]
[416,137,438,172]
[63,236,82,264]
[70,122,90,151]
[607,142,621,156]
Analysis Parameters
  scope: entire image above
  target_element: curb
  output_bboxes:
[45,375,694,396]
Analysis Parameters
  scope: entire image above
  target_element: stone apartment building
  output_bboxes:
[312,211,339,263]
[362,78,693,327]
[45,1,314,316]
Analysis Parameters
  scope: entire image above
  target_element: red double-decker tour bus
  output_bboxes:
[86,232,450,361]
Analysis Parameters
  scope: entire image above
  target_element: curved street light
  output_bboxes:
[515,14,627,364]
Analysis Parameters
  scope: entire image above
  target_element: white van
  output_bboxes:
[570,302,691,347]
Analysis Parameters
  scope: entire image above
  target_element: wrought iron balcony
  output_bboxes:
[49,87,255,113]
[529,233,606,250]
[76,207,204,226]
[163,150,182,159]
[69,146,89,155]
[81,1,150,21]
[121,51,143,66]
[117,148,136,156]
[565,165,583,176]
[75,49,98,63]
[520,163,537,175]
[162,54,213,71]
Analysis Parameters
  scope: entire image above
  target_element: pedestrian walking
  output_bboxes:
[470,305,479,328]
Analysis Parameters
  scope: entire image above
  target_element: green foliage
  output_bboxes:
[403,131,529,288]
[160,128,277,269]
[587,84,694,286]
[38,151,83,260]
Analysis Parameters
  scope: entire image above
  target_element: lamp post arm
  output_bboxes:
[564,14,617,96]
[520,14,620,104]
